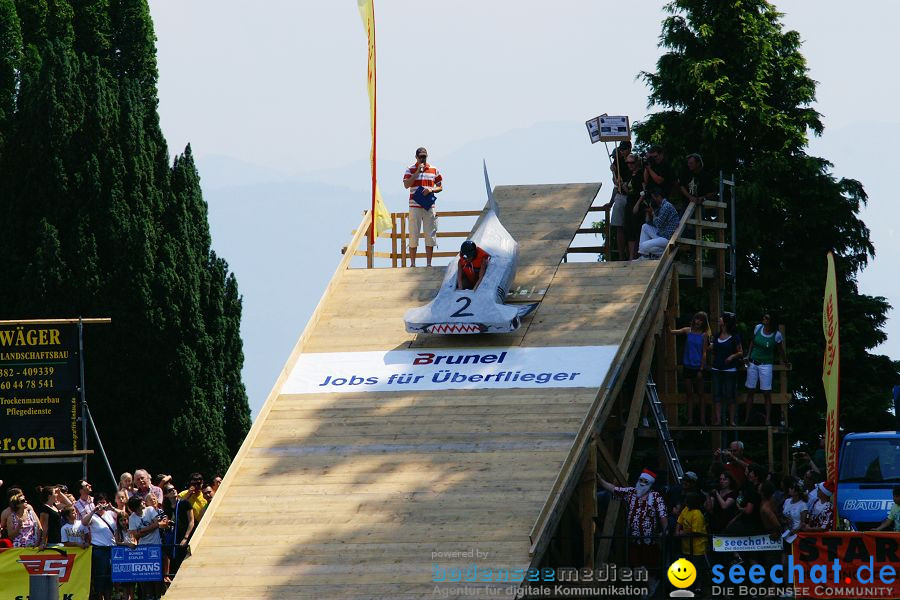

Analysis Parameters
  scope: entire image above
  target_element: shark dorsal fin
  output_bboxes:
[483,159,499,217]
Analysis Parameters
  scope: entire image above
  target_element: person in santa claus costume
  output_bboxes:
[598,468,668,591]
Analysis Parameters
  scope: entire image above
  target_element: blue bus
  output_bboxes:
[837,430,900,530]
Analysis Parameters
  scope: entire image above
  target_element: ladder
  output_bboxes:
[645,374,684,483]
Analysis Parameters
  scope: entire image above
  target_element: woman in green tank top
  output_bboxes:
[743,313,790,425]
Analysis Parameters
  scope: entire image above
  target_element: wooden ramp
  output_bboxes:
[166,183,662,599]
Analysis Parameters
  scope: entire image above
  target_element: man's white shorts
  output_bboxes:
[745,362,774,391]
[409,206,438,247]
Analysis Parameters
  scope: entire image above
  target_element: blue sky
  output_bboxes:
[148,1,900,417]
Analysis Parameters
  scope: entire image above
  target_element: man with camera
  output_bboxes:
[635,185,680,259]
[403,146,443,267]
[642,145,675,196]
[73,479,95,519]
[82,493,118,600]
[178,472,209,524]
[714,440,752,487]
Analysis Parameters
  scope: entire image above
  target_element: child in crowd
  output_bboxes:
[60,506,89,548]
[676,492,708,594]
[872,486,900,532]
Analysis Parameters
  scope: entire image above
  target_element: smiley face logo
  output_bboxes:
[667,558,696,589]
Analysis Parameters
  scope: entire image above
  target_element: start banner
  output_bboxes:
[0,546,91,599]
[794,532,900,599]
[281,346,617,394]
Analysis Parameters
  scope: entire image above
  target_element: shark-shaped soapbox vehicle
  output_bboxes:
[403,163,539,334]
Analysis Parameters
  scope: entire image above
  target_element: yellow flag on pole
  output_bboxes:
[822,251,840,527]
[357,0,392,239]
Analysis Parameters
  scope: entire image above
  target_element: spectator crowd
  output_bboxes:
[601,142,719,261]
[0,470,222,600]
[593,443,877,597]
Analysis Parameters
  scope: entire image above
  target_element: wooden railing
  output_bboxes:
[564,205,613,259]
[346,204,622,266]
[344,210,482,268]
[677,199,729,287]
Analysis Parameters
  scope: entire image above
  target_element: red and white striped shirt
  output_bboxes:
[403,163,442,209]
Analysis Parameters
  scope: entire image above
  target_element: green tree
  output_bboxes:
[0,0,22,151]
[0,0,250,484]
[636,0,899,442]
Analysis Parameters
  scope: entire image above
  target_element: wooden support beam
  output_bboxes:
[400,216,408,267]
[0,450,94,458]
[668,425,789,433]
[668,270,681,424]
[677,238,730,250]
[716,202,727,288]
[366,219,374,269]
[675,262,716,280]
[660,391,791,406]
[694,201,704,287]
[578,442,598,569]
[709,278,721,334]
[595,439,627,484]
[782,430,791,478]
[595,440,623,564]
[0,318,111,325]
[391,213,398,268]
[685,219,728,229]
[352,250,462,259]
[358,230,472,239]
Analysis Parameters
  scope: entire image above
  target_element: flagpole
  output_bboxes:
[369,0,377,249]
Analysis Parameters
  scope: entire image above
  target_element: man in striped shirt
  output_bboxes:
[402,146,443,267]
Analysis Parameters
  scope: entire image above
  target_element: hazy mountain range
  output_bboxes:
[198,121,899,418]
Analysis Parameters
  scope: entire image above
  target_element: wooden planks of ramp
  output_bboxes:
[165,182,659,599]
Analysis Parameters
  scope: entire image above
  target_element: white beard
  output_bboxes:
[635,481,652,497]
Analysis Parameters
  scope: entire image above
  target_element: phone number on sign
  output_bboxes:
[0,379,55,390]
[0,366,55,378]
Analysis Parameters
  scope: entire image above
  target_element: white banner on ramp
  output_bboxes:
[281,346,617,394]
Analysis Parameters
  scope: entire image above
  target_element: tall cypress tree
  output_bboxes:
[0,0,21,152]
[636,0,899,440]
[0,0,250,482]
